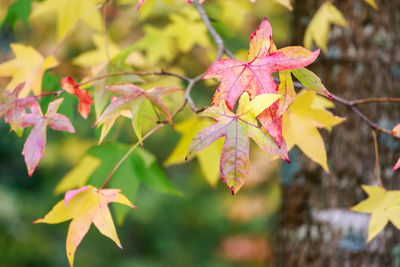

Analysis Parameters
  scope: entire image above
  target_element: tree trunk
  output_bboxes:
[276,0,400,266]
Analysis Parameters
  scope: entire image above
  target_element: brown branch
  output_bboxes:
[352,97,400,105]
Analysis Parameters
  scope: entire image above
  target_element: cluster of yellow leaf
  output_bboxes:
[352,185,400,242]
[304,0,377,52]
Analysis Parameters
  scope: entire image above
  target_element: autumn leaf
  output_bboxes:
[164,116,223,186]
[364,0,378,9]
[291,67,332,100]
[0,83,36,135]
[165,8,211,53]
[21,98,75,176]
[94,84,181,145]
[0,43,58,97]
[204,18,320,146]
[391,122,400,138]
[304,1,348,52]
[282,90,345,172]
[34,185,135,267]
[274,0,292,11]
[30,0,103,41]
[187,92,289,194]
[351,185,400,242]
[61,77,93,119]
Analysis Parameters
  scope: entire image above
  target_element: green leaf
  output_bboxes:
[291,67,332,99]
[1,0,32,32]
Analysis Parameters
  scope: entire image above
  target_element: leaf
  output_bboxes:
[204,18,320,146]
[364,0,378,9]
[274,0,292,11]
[34,185,135,267]
[164,8,211,53]
[187,92,288,194]
[164,116,223,186]
[282,90,345,172]
[55,143,180,223]
[54,155,101,194]
[391,123,400,138]
[0,83,36,135]
[0,0,32,32]
[21,98,75,176]
[30,0,103,41]
[304,1,348,52]
[136,25,176,65]
[61,77,93,119]
[94,84,181,145]
[72,34,120,71]
[0,43,58,97]
[393,158,400,172]
[291,67,332,99]
[351,185,400,242]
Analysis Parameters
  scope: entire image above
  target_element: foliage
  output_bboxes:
[1,0,400,266]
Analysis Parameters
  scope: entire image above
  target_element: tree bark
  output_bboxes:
[276,0,400,266]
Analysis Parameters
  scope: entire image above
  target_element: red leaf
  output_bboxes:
[61,77,93,119]
[204,18,320,146]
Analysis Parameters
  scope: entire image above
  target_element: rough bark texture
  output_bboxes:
[276,0,400,266]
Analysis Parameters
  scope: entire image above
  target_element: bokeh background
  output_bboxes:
[1,0,399,266]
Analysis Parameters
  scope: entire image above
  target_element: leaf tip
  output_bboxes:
[230,186,236,195]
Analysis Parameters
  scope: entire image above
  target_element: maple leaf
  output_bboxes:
[304,1,348,52]
[274,0,292,11]
[94,84,181,145]
[34,185,135,267]
[282,90,345,172]
[186,92,289,194]
[392,122,400,138]
[165,8,211,53]
[164,116,223,186]
[393,158,400,172]
[364,0,378,9]
[21,98,75,176]
[351,185,400,242]
[204,18,320,146]
[30,0,103,41]
[61,77,93,119]
[0,83,36,135]
[0,43,58,97]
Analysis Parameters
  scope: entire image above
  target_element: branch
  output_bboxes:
[277,77,394,135]
[101,124,165,189]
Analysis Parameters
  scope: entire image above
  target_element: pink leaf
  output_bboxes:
[61,77,93,119]
[64,186,89,207]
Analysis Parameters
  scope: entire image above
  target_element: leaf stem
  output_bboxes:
[372,130,385,189]
[100,124,165,189]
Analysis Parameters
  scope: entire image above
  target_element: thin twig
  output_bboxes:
[352,97,400,105]
[372,130,385,189]
[100,124,165,189]
[78,70,190,86]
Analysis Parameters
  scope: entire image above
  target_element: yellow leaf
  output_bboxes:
[72,33,120,69]
[304,1,348,52]
[282,90,345,172]
[34,185,135,267]
[274,0,292,11]
[0,43,58,96]
[54,155,101,195]
[164,116,223,186]
[352,185,400,242]
[165,7,211,53]
[218,0,252,29]
[364,0,378,9]
[30,0,103,41]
